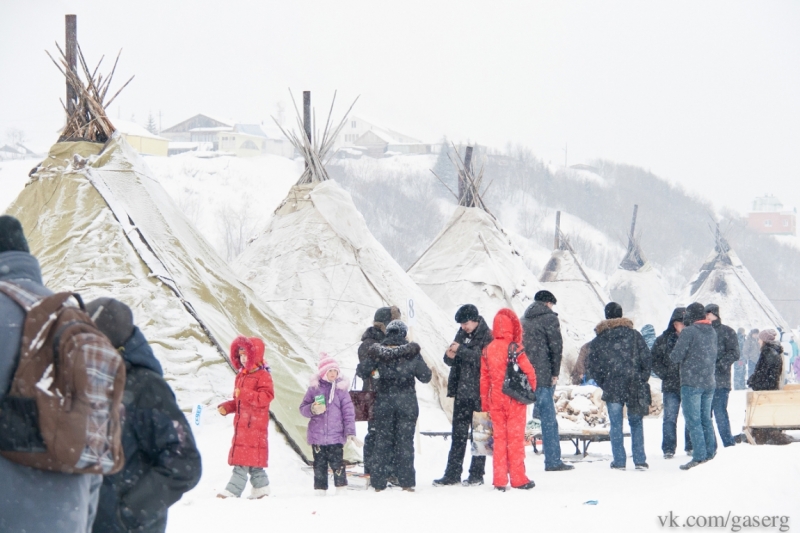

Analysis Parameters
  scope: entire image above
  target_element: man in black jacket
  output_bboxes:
[87,298,202,533]
[651,307,685,458]
[587,303,652,470]
[520,290,573,471]
[705,304,741,448]
[433,304,493,487]
[357,306,400,476]
[357,320,431,491]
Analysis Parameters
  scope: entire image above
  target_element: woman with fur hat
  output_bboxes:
[357,320,431,492]
[217,336,275,499]
[747,329,791,445]
[300,354,358,495]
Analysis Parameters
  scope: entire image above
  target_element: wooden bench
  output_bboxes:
[742,385,800,445]
[529,430,630,457]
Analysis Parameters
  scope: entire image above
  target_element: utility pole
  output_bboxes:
[555,211,561,250]
[65,15,77,116]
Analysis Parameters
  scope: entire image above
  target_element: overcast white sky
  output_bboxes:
[1,1,798,214]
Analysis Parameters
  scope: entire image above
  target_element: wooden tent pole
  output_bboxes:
[303,91,311,172]
[462,146,473,206]
[629,204,638,242]
[555,211,561,250]
[65,15,77,115]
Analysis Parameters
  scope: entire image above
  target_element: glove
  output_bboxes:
[347,435,364,448]
[311,403,326,415]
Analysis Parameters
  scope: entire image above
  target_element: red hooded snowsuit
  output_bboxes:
[480,308,537,488]
[219,336,275,468]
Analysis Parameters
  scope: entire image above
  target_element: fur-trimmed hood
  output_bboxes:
[361,326,385,342]
[230,335,266,372]
[595,317,634,335]
[368,341,421,361]
[492,308,522,344]
[307,374,350,390]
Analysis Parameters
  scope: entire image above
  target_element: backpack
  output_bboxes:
[501,342,537,404]
[0,281,125,475]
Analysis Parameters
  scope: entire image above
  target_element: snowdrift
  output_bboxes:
[235,179,454,418]
[5,135,319,461]
[407,206,543,319]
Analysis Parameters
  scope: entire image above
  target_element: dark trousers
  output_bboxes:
[364,419,394,477]
[372,392,418,490]
[443,397,486,480]
[312,444,347,490]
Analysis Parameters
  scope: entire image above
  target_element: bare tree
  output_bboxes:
[5,128,26,145]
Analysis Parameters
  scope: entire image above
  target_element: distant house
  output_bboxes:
[114,119,169,156]
[0,143,36,160]
[746,195,796,236]
[161,114,293,157]
[336,116,431,157]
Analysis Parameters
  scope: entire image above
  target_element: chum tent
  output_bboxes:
[408,145,542,320]
[677,230,790,333]
[4,43,320,461]
[605,205,672,330]
[539,212,610,375]
[235,93,453,424]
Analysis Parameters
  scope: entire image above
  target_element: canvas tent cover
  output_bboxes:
[607,261,672,330]
[678,243,790,332]
[6,135,319,461]
[408,206,542,320]
[236,179,453,422]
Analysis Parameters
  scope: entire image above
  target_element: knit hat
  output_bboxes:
[534,290,557,305]
[374,307,393,326]
[86,297,135,348]
[684,302,706,325]
[704,303,720,319]
[604,302,623,319]
[0,215,29,254]
[318,352,340,380]
[758,329,778,343]
[455,304,479,324]
[386,319,408,339]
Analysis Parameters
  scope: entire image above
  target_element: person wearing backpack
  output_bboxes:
[480,308,537,491]
[0,215,102,533]
[86,297,202,532]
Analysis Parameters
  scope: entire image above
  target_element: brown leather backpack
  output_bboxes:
[0,281,125,474]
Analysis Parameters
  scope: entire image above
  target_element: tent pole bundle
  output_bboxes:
[45,15,132,143]
[431,144,493,215]
[272,90,359,185]
[619,204,647,271]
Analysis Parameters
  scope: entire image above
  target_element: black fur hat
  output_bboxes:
[684,302,707,325]
[534,290,557,304]
[454,304,479,324]
[604,302,623,319]
[0,215,29,254]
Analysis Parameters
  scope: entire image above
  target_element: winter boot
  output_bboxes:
[544,463,574,472]
[248,485,270,499]
[513,481,536,490]
[432,476,459,487]
[679,460,704,471]
[401,487,415,492]
[663,453,674,459]
[216,489,237,499]
[494,486,508,492]
[461,476,484,487]
[635,463,649,471]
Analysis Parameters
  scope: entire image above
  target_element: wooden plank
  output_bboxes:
[744,390,800,429]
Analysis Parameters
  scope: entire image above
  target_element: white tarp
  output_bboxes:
[236,180,454,423]
[607,262,673,330]
[407,206,543,320]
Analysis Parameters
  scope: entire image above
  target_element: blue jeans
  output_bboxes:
[733,361,747,390]
[607,402,646,467]
[681,386,717,462]
[711,388,735,447]
[661,391,682,455]
[534,386,563,468]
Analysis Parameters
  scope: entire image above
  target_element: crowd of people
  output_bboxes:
[0,213,795,532]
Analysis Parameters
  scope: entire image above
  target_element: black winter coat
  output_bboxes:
[669,322,718,389]
[444,317,492,400]
[93,328,202,533]
[357,326,385,392]
[748,342,783,391]
[520,302,563,388]
[711,320,741,389]
[586,318,652,413]
[652,328,681,394]
[357,336,432,395]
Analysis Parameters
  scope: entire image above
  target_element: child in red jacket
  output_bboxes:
[217,336,275,499]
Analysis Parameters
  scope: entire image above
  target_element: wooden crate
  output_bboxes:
[742,390,800,444]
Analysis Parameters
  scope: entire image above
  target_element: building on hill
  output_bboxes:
[336,115,431,157]
[114,119,169,156]
[746,195,796,236]
[162,114,293,157]
[0,142,36,160]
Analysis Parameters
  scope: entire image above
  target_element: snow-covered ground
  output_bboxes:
[171,390,798,533]
[0,157,39,211]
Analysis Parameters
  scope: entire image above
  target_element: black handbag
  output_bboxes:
[502,342,537,404]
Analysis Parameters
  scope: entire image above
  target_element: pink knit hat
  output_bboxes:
[318,352,340,380]
[758,329,778,343]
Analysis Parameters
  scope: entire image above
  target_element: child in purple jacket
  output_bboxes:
[300,354,358,495]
